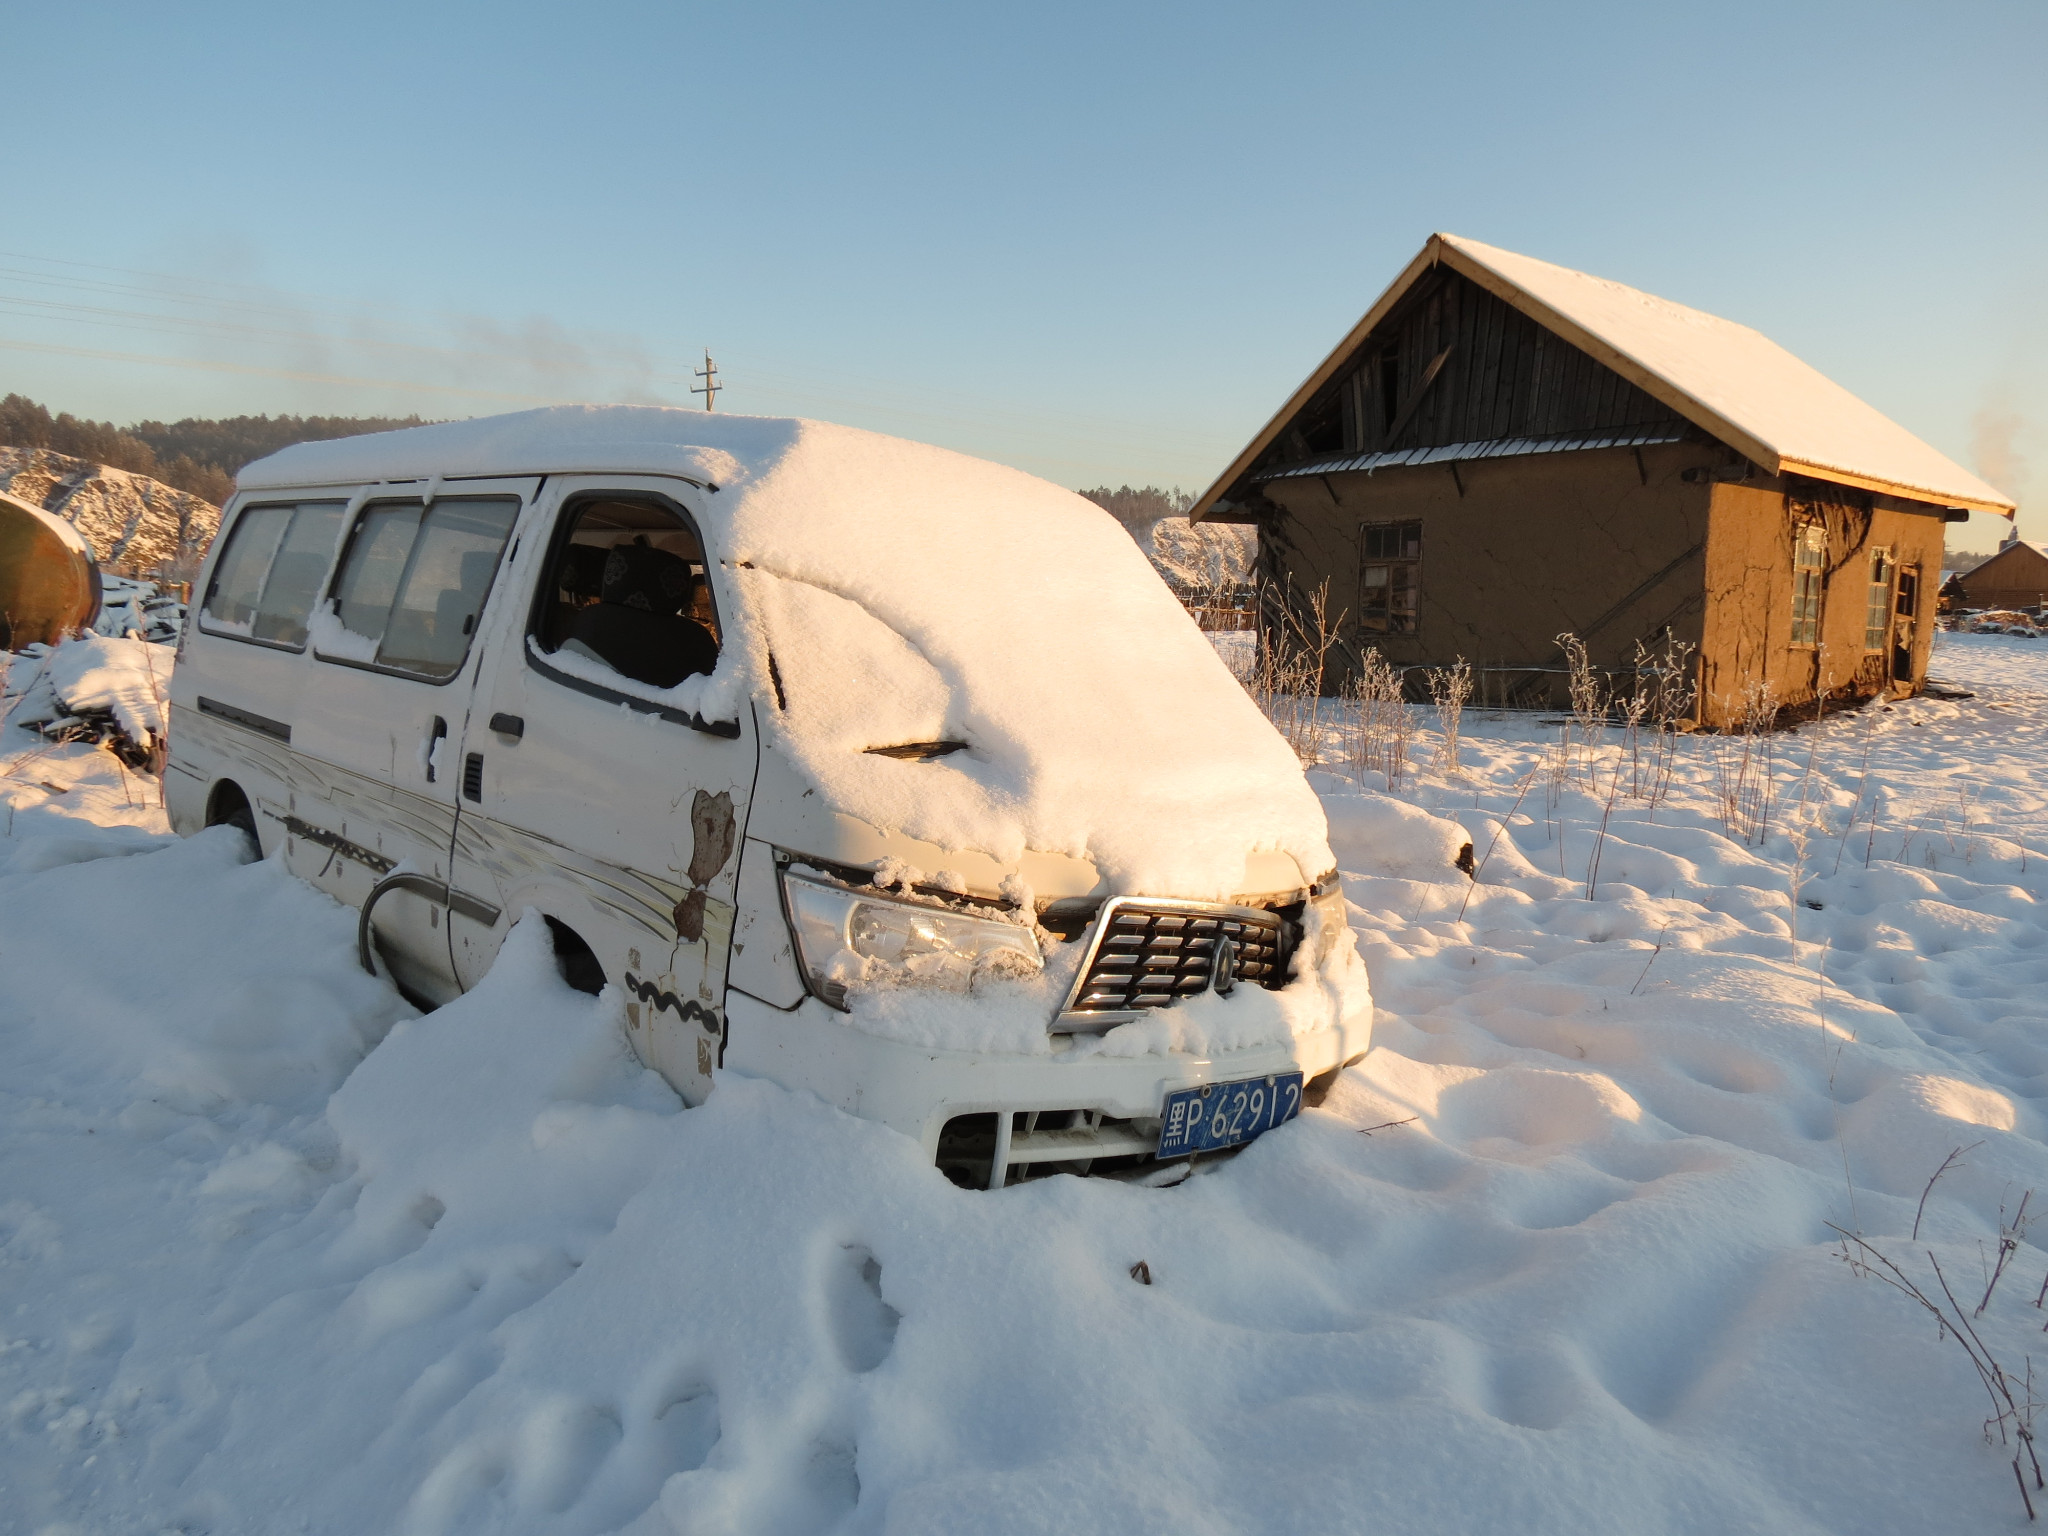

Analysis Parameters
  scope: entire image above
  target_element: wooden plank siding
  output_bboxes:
[1266,267,1687,473]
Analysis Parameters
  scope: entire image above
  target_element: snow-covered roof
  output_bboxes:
[1195,233,2018,518]
[241,406,1335,897]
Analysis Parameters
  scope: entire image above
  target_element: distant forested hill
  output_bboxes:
[0,393,428,505]
[128,412,429,479]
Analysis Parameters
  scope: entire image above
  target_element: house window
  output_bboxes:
[1864,548,1895,651]
[1790,522,1825,647]
[1359,521,1421,634]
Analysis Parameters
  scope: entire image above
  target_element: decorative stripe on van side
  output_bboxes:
[281,815,396,876]
[197,696,291,742]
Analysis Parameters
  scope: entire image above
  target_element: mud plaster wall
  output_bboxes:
[1258,441,1717,698]
[1699,482,1946,727]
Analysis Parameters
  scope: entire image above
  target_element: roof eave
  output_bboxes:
[1772,459,2017,518]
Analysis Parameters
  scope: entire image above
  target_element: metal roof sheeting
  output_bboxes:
[1255,426,1689,482]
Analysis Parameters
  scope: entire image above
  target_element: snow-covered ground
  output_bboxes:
[2,633,2046,1534]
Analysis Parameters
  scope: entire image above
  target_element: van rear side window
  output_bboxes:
[318,496,518,680]
[200,501,346,649]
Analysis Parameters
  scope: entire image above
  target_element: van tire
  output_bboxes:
[205,781,260,857]
[544,917,606,995]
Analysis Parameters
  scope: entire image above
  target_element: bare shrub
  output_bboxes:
[1251,581,1342,765]
[1832,1213,2046,1520]
[1427,657,1473,779]
[1346,647,1412,790]
[1558,632,1607,785]
[1708,681,1779,845]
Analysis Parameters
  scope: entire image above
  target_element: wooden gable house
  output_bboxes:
[1955,538,2048,612]
[1192,234,2018,726]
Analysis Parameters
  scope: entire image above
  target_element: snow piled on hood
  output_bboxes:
[722,419,1327,894]
[242,406,1333,896]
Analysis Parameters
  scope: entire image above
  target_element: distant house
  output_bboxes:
[1192,235,2017,725]
[1955,538,2048,611]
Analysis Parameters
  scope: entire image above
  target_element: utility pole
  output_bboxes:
[691,349,721,412]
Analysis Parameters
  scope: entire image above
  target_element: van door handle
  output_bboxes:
[426,716,448,782]
[489,713,525,740]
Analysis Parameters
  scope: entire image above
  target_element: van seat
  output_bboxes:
[562,543,717,688]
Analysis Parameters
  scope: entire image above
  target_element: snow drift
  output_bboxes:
[4,632,2048,1533]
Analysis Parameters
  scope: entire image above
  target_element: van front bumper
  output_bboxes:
[720,991,1371,1182]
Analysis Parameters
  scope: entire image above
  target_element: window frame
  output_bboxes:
[311,492,522,687]
[1357,519,1423,636]
[1863,547,1896,653]
[521,488,737,737]
[197,499,349,654]
[1790,520,1826,649]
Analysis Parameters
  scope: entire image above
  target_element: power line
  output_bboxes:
[0,336,573,404]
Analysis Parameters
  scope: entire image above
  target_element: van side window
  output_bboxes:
[532,496,719,689]
[319,496,518,680]
[200,501,348,649]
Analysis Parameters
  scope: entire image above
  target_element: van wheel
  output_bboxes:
[544,917,606,995]
[205,781,259,857]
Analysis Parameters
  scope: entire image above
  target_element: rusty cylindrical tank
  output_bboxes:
[0,489,100,650]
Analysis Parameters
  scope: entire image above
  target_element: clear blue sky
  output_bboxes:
[6,0,2042,540]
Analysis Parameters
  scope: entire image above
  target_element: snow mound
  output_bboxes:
[1314,773,1472,882]
[5,629,2048,1532]
[44,632,173,747]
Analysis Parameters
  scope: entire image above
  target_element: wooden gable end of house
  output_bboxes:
[1958,541,2048,608]
[1245,264,1694,493]
[1194,234,2017,725]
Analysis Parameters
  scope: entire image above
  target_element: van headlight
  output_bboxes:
[781,870,1042,1008]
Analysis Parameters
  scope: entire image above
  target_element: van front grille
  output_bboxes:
[1068,903,1287,1013]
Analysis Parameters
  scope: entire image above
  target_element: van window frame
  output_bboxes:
[521,488,738,737]
[196,498,348,654]
[312,492,522,687]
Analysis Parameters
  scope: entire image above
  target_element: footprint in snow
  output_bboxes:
[824,1243,900,1374]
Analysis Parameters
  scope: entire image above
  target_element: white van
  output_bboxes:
[166,407,1371,1186]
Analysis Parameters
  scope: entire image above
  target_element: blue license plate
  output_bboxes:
[1156,1072,1304,1158]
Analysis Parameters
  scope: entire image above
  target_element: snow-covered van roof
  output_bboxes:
[1194,233,2018,519]
[240,407,1335,898]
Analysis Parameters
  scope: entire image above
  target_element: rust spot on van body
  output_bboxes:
[673,789,736,940]
[673,888,707,941]
[687,790,736,886]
